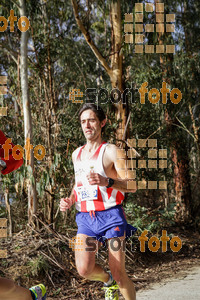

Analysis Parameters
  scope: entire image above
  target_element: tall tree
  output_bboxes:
[71,0,128,144]
[19,0,37,223]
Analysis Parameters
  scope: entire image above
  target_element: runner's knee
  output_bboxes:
[0,278,16,295]
[76,262,95,278]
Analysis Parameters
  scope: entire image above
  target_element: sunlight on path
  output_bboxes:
[137,266,200,300]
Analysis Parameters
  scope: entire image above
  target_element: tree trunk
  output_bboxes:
[19,0,37,224]
[171,147,191,221]
[71,0,128,145]
[155,0,192,222]
[165,111,192,223]
[109,0,127,145]
[4,188,12,237]
[40,4,58,226]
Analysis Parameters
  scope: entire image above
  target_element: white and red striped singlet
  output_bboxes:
[73,142,124,212]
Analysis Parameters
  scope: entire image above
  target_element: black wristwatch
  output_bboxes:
[106,177,115,188]
[0,160,7,171]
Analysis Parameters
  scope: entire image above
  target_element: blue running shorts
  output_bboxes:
[75,205,137,243]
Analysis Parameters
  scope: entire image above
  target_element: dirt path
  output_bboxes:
[137,265,200,300]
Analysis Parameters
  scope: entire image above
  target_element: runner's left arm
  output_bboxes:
[87,144,137,193]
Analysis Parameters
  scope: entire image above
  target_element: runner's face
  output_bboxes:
[80,110,102,141]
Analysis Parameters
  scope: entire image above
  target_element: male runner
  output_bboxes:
[0,129,47,300]
[60,104,137,300]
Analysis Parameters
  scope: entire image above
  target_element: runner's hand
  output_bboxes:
[59,197,74,211]
[86,171,107,186]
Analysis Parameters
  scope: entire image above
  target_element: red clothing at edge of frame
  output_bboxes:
[0,130,23,175]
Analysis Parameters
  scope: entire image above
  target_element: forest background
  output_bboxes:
[0,0,199,299]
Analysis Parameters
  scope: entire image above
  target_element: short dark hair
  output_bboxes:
[78,103,106,132]
[78,104,106,122]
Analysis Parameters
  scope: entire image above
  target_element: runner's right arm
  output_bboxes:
[59,150,76,212]
[59,184,75,211]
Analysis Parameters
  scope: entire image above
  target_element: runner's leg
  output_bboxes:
[108,234,136,300]
[0,278,32,300]
[75,234,109,282]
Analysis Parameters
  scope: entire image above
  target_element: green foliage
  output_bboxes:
[0,259,8,268]
[124,201,176,234]
[53,288,61,296]
[0,0,199,228]
[28,255,49,277]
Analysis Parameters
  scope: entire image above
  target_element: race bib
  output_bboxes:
[77,185,98,201]
[75,160,98,201]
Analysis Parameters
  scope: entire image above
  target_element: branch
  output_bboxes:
[175,117,196,141]
[44,188,54,197]
[71,0,112,76]
[143,126,163,142]
[0,43,18,64]
[10,0,21,9]
[122,111,131,141]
